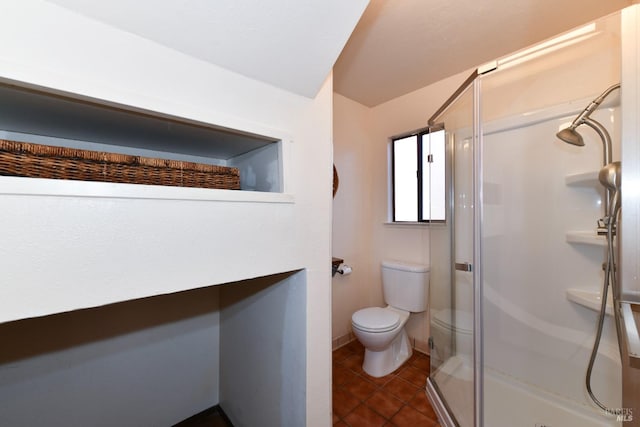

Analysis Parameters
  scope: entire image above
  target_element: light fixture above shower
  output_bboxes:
[478,23,599,74]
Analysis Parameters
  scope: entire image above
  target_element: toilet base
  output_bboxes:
[362,328,412,377]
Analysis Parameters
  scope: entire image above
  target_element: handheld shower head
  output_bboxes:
[598,161,621,191]
[599,161,621,219]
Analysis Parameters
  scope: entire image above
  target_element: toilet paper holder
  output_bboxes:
[336,263,352,276]
[332,257,351,277]
[332,257,343,276]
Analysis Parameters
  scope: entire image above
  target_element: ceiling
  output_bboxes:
[44,0,368,98]
[334,0,633,106]
[42,0,633,108]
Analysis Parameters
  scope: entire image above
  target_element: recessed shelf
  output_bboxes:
[0,83,285,193]
[565,231,606,246]
[566,288,612,316]
[565,171,600,187]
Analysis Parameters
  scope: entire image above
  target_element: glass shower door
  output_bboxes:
[479,12,622,426]
[428,79,477,427]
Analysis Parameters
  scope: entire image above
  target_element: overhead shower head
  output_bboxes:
[598,161,621,191]
[556,83,620,149]
[556,127,584,146]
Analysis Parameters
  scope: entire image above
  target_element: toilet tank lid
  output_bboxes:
[382,260,429,273]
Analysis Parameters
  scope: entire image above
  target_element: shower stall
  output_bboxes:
[425,8,640,427]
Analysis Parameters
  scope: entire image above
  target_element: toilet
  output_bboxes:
[430,308,473,367]
[351,261,429,377]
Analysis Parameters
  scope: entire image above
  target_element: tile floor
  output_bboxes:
[333,340,441,427]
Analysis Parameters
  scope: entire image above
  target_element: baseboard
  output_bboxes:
[332,332,356,350]
[411,336,430,355]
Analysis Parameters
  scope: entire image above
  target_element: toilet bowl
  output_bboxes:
[430,308,473,365]
[351,261,429,377]
[351,306,411,377]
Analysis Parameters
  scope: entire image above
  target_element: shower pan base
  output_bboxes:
[428,367,621,427]
[426,377,457,427]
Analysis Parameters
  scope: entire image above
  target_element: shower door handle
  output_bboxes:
[455,262,472,272]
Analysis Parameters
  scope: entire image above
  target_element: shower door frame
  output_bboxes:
[621,5,640,423]
[425,69,485,427]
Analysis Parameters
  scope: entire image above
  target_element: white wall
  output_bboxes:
[332,94,375,342]
[219,272,306,427]
[332,70,471,349]
[0,288,221,426]
[0,1,335,425]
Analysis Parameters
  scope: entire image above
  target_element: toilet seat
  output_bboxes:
[352,307,400,333]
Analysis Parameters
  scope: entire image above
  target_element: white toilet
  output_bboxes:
[351,261,429,377]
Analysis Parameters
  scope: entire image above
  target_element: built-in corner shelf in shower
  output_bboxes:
[566,288,613,316]
[565,171,600,187]
[565,231,606,246]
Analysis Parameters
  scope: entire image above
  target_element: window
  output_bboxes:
[392,128,446,222]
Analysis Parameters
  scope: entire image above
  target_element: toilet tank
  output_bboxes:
[382,261,429,313]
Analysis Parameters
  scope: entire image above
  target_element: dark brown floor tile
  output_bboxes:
[333,345,355,362]
[360,370,395,387]
[398,365,428,388]
[333,344,436,426]
[412,349,429,357]
[390,405,437,427]
[405,351,421,364]
[382,377,421,402]
[345,339,364,353]
[342,353,365,374]
[334,363,361,387]
[365,390,404,419]
[344,404,387,427]
[333,387,361,418]
[343,375,378,401]
[408,390,438,420]
[409,354,430,374]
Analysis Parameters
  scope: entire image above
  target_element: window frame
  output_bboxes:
[391,125,446,224]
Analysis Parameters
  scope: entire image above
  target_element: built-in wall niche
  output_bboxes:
[0,270,307,425]
[0,83,284,193]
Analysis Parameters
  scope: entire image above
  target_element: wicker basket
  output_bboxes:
[0,139,240,190]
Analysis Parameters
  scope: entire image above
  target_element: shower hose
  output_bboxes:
[585,199,623,414]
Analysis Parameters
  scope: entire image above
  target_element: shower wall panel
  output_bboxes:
[482,106,621,412]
